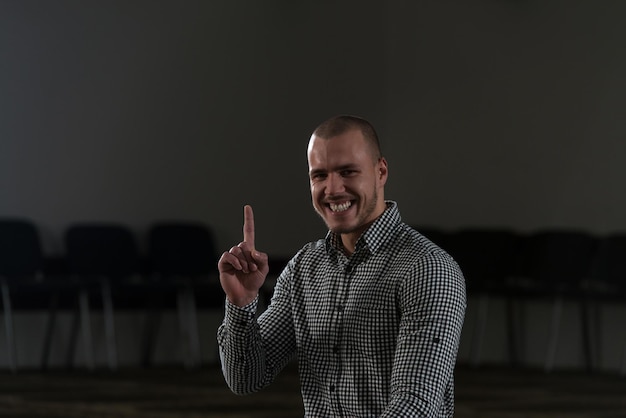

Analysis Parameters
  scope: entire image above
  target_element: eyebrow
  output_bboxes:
[309,164,360,177]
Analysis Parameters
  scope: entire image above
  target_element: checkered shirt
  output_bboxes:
[218,201,466,417]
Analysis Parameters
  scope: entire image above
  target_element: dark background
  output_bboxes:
[2,1,624,257]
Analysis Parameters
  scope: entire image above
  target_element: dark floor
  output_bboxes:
[1,364,626,417]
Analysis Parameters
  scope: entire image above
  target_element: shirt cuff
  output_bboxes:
[224,296,259,331]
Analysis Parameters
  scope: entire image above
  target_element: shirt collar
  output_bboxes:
[325,200,401,256]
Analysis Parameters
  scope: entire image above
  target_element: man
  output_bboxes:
[218,115,466,417]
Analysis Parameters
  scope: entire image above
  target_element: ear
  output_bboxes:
[377,157,388,185]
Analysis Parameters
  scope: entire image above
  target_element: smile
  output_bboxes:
[329,201,352,213]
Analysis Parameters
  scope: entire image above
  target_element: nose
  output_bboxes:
[325,172,345,195]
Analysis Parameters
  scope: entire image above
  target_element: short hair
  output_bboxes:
[312,115,382,160]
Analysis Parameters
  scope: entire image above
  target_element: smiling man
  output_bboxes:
[218,115,466,417]
[308,119,387,254]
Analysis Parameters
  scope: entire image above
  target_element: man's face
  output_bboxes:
[307,129,388,237]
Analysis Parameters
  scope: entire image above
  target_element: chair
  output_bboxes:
[262,256,292,307]
[586,233,626,375]
[521,230,598,372]
[64,223,143,370]
[0,219,46,372]
[445,228,522,367]
[412,226,448,249]
[147,222,220,368]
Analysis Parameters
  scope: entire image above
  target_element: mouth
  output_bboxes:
[328,200,353,213]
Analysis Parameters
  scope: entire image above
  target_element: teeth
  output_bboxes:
[330,201,352,212]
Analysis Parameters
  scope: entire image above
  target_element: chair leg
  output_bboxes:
[469,293,489,368]
[185,287,201,367]
[514,299,527,365]
[141,303,162,368]
[78,289,95,370]
[41,293,59,370]
[0,281,17,373]
[177,286,201,369]
[176,290,190,368]
[506,297,520,366]
[101,279,118,370]
[590,301,602,371]
[579,298,594,373]
[545,296,564,372]
[621,336,626,376]
[66,301,81,368]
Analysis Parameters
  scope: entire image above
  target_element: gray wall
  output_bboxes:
[384,1,626,235]
[2,1,625,258]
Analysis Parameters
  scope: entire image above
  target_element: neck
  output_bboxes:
[338,200,388,256]
[339,220,373,256]
[340,233,358,256]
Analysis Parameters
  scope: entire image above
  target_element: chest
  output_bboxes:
[291,253,408,346]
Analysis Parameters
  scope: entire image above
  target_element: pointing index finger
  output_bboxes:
[243,204,255,248]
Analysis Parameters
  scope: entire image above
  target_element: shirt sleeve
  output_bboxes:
[217,263,298,395]
[381,250,467,417]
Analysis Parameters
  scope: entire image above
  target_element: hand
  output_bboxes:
[218,205,269,307]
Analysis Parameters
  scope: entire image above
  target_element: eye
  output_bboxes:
[310,172,327,181]
[340,169,357,177]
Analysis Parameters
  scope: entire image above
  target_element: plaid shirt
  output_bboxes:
[218,201,466,417]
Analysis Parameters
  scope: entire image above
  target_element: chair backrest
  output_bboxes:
[148,222,218,278]
[65,223,141,280]
[446,228,521,290]
[522,230,598,285]
[413,226,448,249]
[591,233,626,288]
[0,219,44,280]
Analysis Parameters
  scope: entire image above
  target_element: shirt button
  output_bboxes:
[336,304,344,312]
[345,265,353,273]
[333,345,339,354]
[329,385,335,392]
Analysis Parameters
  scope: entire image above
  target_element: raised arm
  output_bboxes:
[217,205,296,395]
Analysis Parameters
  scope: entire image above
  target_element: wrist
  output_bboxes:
[227,293,258,308]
